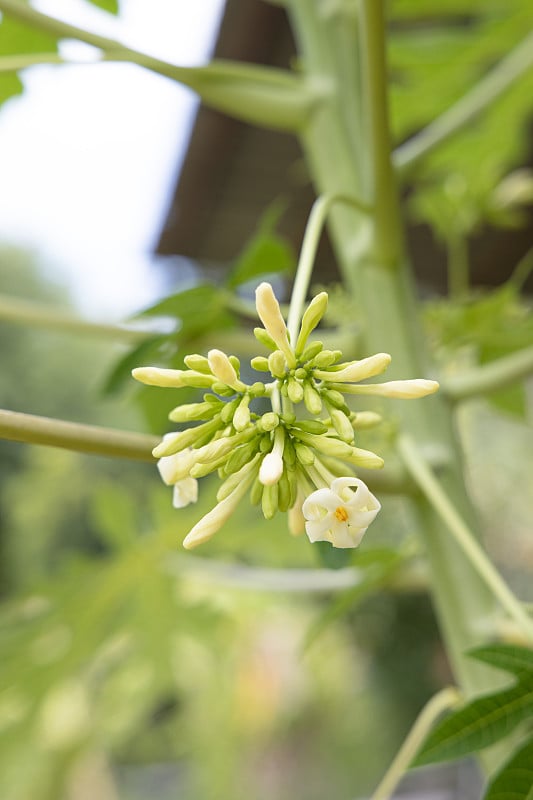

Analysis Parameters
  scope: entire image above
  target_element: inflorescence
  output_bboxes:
[132,283,438,550]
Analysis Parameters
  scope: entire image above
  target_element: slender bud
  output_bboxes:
[168,401,220,423]
[233,395,251,431]
[295,292,328,354]
[217,454,260,501]
[329,407,355,443]
[338,379,440,398]
[303,381,322,415]
[261,483,279,520]
[322,388,345,409]
[294,442,315,466]
[183,473,254,549]
[277,469,292,512]
[152,418,221,458]
[132,367,214,389]
[311,350,339,369]
[255,282,295,365]
[254,327,277,351]
[288,492,306,536]
[220,398,240,424]
[351,411,382,429]
[345,446,384,469]
[291,419,328,435]
[315,353,391,383]
[300,341,323,363]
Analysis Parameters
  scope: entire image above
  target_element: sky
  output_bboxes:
[0,0,225,316]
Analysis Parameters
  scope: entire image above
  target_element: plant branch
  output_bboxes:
[0,0,316,132]
[0,294,152,343]
[394,29,533,173]
[286,193,372,343]
[370,687,462,800]
[0,409,158,461]
[398,433,533,641]
[443,344,533,402]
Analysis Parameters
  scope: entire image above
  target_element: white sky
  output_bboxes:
[0,0,225,316]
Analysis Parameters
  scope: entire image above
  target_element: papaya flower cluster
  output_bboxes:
[132,283,439,550]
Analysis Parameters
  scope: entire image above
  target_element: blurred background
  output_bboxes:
[1,1,533,798]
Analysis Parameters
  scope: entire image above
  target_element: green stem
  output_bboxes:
[394,28,533,173]
[398,433,533,642]
[443,344,533,401]
[286,193,372,344]
[0,52,65,70]
[0,294,151,343]
[0,409,157,461]
[370,687,462,800]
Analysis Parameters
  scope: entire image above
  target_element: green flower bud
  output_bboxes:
[295,367,307,380]
[259,433,273,453]
[311,350,339,369]
[295,291,328,354]
[290,429,353,459]
[268,350,287,379]
[195,428,256,464]
[291,419,328,435]
[303,381,322,415]
[168,401,221,423]
[287,466,298,508]
[287,377,304,403]
[329,407,355,443]
[216,454,260,501]
[152,417,222,458]
[277,469,292,512]
[132,367,215,389]
[315,353,391,383]
[345,446,384,469]
[283,435,297,467]
[250,476,264,506]
[260,412,279,432]
[229,355,241,374]
[300,341,323,363]
[182,471,255,549]
[208,349,241,388]
[204,393,221,404]
[220,398,240,424]
[322,388,345,408]
[189,453,228,478]
[250,381,266,396]
[212,382,237,396]
[255,283,293,364]
[261,483,279,520]
[254,327,277,351]
[294,442,315,465]
[224,438,260,475]
[251,356,270,372]
[184,354,211,373]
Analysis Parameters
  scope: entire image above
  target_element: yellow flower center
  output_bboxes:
[334,506,349,523]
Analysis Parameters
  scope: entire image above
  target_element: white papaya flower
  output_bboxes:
[157,442,198,509]
[302,477,380,549]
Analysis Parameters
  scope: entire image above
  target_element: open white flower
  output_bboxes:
[302,477,381,549]
[157,443,198,509]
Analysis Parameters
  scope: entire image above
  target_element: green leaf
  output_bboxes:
[90,484,139,551]
[0,12,58,106]
[102,334,175,395]
[135,283,234,339]
[485,737,533,800]
[85,0,119,12]
[469,644,533,678]
[227,201,295,288]
[413,673,533,766]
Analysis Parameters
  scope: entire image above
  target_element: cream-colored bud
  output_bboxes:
[233,396,251,431]
[346,446,384,469]
[183,472,254,549]
[329,408,354,443]
[133,366,215,389]
[315,353,391,383]
[255,282,295,365]
[351,411,382,429]
[268,350,287,378]
[157,447,195,484]
[339,379,439,399]
[259,451,284,486]
[207,349,240,387]
[260,412,279,431]
[288,495,306,536]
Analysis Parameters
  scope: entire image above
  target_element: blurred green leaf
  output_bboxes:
[90,483,140,551]
[484,737,533,799]
[227,202,295,288]
[413,672,533,766]
[468,643,533,677]
[0,13,58,106]
[86,0,119,12]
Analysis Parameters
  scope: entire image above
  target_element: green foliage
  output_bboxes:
[0,12,58,106]
[484,738,533,800]
[413,644,533,773]
[86,0,119,12]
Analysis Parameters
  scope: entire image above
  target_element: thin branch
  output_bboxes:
[443,344,533,402]
[0,294,152,343]
[394,29,533,173]
[398,433,533,641]
[370,687,462,800]
[0,409,158,461]
[0,0,315,132]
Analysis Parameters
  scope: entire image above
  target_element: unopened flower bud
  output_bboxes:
[259,451,284,486]
[261,483,279,520]
[217,454,260,501]
[351,411,382,429]
[339,379,439,399]
[254,327,277,351]
[251,356,270,372]
[260,412,279,432]
[300,341,323,363]
[132,367,214,389]
[208,349,242,388]
[287,377,304,403]
[295,292,328,354]
[183,473,254,549]
[168,401,220,423]
[288,497,306,536]
[329,407,355,443]
[233,396,251,431]
[268,350,287,378]
[184,354,211,373]
[303,382,322,415]
[322,388,346,408]
[312,350,339,369]
[315,353,391,383]
[294,442,315,465]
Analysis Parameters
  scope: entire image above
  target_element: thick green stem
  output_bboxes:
[286,0,508,712]
[0,409,157,461]
[443,344,533,401]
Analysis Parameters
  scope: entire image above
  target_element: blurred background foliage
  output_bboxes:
[1,0,533,798]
